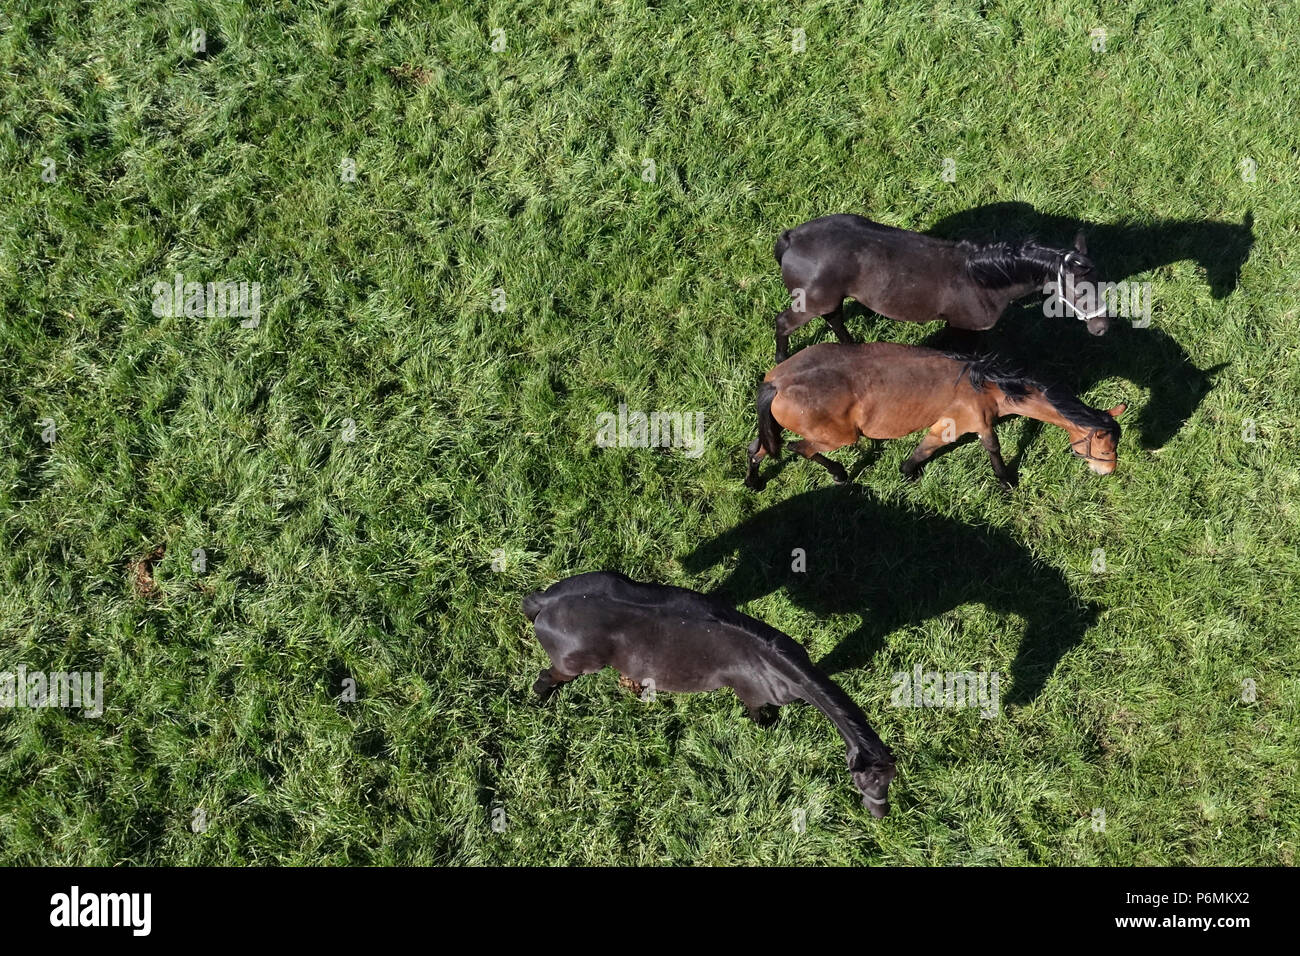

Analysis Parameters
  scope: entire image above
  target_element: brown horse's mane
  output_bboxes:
[945,351,1121,437]
[961,238,1079,288]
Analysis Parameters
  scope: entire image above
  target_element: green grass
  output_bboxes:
[1,0,1298,865]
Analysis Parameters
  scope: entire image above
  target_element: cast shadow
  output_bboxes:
[914,202,1242,454]
[681,487,1098,707]
[925,201,1254,299]
[923,308,1226,454]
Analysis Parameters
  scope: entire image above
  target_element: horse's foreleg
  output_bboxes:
[900,428,951,481]
[979,429,1017,490]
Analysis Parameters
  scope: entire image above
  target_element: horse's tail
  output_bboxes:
[756,381,783,458]
[774,229,793,265]
[522,588,548,622]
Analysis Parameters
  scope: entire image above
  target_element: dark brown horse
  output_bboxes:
[524,571,898,816]
[745,342,1126,490]
[772,214,1108,361]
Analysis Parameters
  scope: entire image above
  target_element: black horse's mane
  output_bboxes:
[961,238,1074,288]
[946,351,1120,436]
[684,596,884,752]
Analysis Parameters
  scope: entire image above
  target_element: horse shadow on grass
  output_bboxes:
[926,203,1245,452]
[924,201,1254,300]
[921,305,1226,464]
[681,487,1098,707]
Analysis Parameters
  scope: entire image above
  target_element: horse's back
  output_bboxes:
[786,214,950,251]
[528,571,660,646]
[771,341,934,383]
[780,216,963,316]
[532,572,716,620]
[769,343,976,438]
[528,573,796,690]
[529,572,714,641]
[790,213,896,236]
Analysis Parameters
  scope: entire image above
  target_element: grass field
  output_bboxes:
[2,0,1298,865]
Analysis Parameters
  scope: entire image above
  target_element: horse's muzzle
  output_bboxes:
[863,793,891,818]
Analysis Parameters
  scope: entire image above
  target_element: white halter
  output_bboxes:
[1055,258,1108,321]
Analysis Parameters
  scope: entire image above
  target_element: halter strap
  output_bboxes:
[1056,265,1108,321]
[1070,433,1116,464]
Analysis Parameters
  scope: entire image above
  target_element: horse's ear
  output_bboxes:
[1107,403,1127,418]
[1073,229,1088,255]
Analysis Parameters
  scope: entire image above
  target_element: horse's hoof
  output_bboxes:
[900,467,920,483]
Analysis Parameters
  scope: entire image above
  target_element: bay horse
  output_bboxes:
[524,571,898,816]
[772,213,1108,361]
[745,342,1126,490]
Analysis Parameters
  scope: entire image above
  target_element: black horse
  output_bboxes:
[772,213,1106,361]
[524,571,898,816]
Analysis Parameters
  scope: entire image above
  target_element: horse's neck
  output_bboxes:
[775,653,888,761]
[1009,253,1063,301]
[968,243,1063,299]
[988,278,1044,309]
[1024,246,1068,284]
[1003,388,1082,438]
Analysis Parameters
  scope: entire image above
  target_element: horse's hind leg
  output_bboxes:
[810,453,848,484]
[734,682,780,727]
[776,281,846,360]
[823,305,855,345]
[745,436,768,489]
[774,308,813,363]
[533,666,576,700]
[789,439,850,484]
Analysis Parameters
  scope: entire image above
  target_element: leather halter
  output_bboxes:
[1070,433,1116,465]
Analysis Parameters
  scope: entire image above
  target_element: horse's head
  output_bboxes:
[1068,403,1126,475]
[849,750,897,818]
[1057,231,1111,336]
